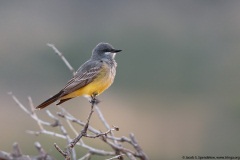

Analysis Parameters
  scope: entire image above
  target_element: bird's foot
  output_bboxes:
[89,97,100,105]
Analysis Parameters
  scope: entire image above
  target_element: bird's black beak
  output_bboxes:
[111,49,122,53]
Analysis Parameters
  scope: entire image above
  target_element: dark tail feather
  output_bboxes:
[56,98,72,105]
[36,91,63,109]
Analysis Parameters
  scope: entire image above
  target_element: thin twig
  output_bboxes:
[47,43,76,75]
[27,130,66,139]
[8,92,31,115]
[68,101,95,148]
[9,92,51,126]
[46,110,77,160]
[53,98,95,159]
[0,142,54,160]
[54,143,70,159]
[57,106,117,156]
[106,154,125,160]
[84,127,117,138]
[58,106,79,136]
[78,153,91,160]
[57,111,99,134]
[126,153,137,160]
[28,97,44,131]
[130,133,149,160]
[12,142,22,157]
[94,104,121,157]
[94,105,111,130]
[27,130,116,156]
[104,139,136,156]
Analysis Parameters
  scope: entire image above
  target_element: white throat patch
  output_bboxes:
[104,52,116,58]
[104,52,111,55]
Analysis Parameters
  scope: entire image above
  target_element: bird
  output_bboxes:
[36,42,122,109]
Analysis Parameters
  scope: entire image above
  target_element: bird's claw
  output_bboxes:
[90,97,100,105]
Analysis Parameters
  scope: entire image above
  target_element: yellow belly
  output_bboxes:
[61,65,115,99]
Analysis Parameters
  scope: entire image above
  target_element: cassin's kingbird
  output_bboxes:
[36,42,122,109]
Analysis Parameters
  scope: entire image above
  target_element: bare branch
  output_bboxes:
[95,105,111,130]
[84,126,118,139]
[130,133,149,160]
[104,138,136,156]
[95,105,120,146]
[69,101,95,148]
[5,44,149,160]
[34,142,45,155]
[78,153,91,160]
[46,110,77,160]
[8,92,31,115]
[54,143,70,160]
[9,92,51,126]
[0,142,54,160]
[47,43,76,75]
[28,97,44,131]
[57,106,117,156]
[12,142,22,157]
[9,85,149,160]
[57,111,99,134]
[58,106,79,136]
[27,129,116,157]
[106,154,125,160]
[126,153,137,160]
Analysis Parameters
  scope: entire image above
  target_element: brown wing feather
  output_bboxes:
[59,61,103,98]
[36,60,103,109]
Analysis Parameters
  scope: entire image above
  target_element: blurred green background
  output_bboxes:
[1,0,240,159]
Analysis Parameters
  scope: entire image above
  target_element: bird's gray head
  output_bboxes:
[91,42,122,60]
